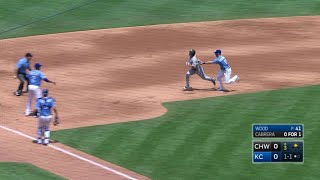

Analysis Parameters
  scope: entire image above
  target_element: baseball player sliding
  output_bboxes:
[25,63,55,116]
[36,89,59,145]
[202,49,240,91]
[183,49,216,91]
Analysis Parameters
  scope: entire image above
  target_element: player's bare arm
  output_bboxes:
[202,61,213,65]
[44,78,56,85]
[53,107,60,126]
[53,107,59,117]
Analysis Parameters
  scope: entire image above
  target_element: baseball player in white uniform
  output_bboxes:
[25,63,55,116]
[184,49,216,90]
[202,49,239,91]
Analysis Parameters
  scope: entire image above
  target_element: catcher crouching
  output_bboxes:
[35,89,60,145]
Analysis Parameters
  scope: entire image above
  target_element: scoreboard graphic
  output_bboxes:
[252,124,304,164]
[252,141,304,163]
[252,124,303,138]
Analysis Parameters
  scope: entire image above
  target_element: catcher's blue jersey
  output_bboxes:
[36,97,56,116]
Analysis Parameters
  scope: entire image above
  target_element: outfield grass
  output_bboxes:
[0,162,65,180]
[1,0,320,39]
[53,85,320,180]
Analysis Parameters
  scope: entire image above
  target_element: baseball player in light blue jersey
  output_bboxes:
[202,49,239,91]
[183,49,216,90]
[35,89,59,145]
[15,53,32,96]
[25,63,55,116]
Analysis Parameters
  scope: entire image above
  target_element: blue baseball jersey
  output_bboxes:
[27,70,47,86]
[212,56,231,70]
[16,57,30,74]
[36,97,56,116]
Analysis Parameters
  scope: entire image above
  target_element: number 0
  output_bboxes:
[274,144,278,149]
[273,154,278,159]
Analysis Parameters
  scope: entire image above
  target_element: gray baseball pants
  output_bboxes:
[185,65,215,88]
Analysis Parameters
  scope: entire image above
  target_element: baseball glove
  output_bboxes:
[54,116,60,126]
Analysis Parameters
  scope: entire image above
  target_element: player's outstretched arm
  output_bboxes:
[44,78,56,85]
[201,61,213,65]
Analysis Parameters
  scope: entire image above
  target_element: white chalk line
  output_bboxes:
[0,125,138,180]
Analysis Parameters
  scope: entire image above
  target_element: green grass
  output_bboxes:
[53,85,320,180]
[0,162,65,180]
[1,0,320,39]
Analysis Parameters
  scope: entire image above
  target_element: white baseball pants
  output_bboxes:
[217,68,238,89]
[38,115,52,140]
[25,85,41,115]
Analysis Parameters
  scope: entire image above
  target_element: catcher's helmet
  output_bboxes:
[189,49,196,57]
[42,89,49,97]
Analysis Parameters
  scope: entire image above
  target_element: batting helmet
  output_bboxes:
[189,49,196,57]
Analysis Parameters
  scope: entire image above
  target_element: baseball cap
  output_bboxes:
[34,63,42,69]
[214,49,222,54]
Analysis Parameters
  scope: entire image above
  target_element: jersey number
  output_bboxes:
[30,75,37,83]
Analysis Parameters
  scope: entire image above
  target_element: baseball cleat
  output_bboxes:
[183,86,193,91]
[14,92,21,96]
[236,75,240,82]
[217,87,225,91]
[43,139,49,145]
[37,138,42,144]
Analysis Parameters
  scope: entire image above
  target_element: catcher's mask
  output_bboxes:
[42,89,49,97]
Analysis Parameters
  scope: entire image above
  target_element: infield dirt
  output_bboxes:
[0,16,319,179]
